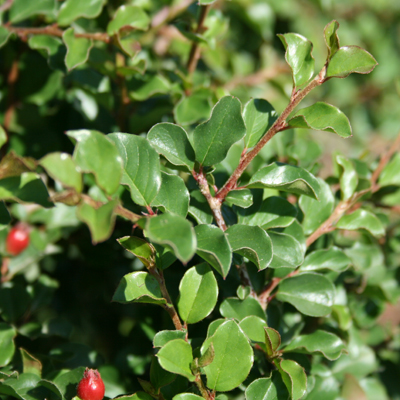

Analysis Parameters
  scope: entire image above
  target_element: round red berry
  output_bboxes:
[77,368,105,400]
[6,224,30,256]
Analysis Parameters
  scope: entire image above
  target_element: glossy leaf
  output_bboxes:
[173,395,204,400]
[9,0,56,23]
[379,153,400,186]
[276,359,307,400]
[203,320,253,391]
[145,214,196,263]
[299,178,334,234]
[247,162,320,200]
[148,123,195,171]
[39,152,82,192]
[288,102,352,138]
[127,74,170,101]
[278,33,315,88]
[58,0,106,26]
[117,236,156,268]
[225,189,253,208]
[220,296,266,321]
[20,348,42,376]
[153,330,187,348]
[174,90,213,126]
[156,339,195,382]
[188,190,213,225]
[76,199,118,244]
[225,224,273,270]
[265,328,281,359]
[0,323,16,367]
[63,28,93,71]
[177,263,218,324]
[193,96,246,166]
[27,35,65,71]
[152,172,189,217]
[150,357,175,391]
[276,273,335,317]
[0,173,53,208]
[336,209,385,238]
[300,247,351,273]
[109,132,161,206]
[326,46,378,78]
[238,195,297,229]
[194,224,232,278]
[336,155,358,200]
[284,330,346,360]
[268,231,304,269]
[112,271,166,305]
[243,98,277,148]
[68,130,123,195]
[324,20,340,60]
[239,316,268,344]
[107,5,150,35]
[245,374,288,400]
[0,372,54,399]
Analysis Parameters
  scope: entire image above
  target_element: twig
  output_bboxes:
[186,5,211,75]
[5,24,111,43]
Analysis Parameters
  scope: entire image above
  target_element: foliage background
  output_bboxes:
[0,0,400,399]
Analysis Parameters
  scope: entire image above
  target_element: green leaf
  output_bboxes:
[265,327,281,359]
[245,374,288,400]
[283,330,346,360]
[20,348,42,376]
[9,0,56,23]
[127,74,170,101]
[324,20,340,60]
[111,393,153,400]
[299,178,334,234]
[107,5,150,35]
[268,232,304,269]
[203,320,253,391]
[238,195,297,229]
[156,339,195,382]
[276,359,307,400]
[76,199,117,244]
[39,152,82,192]
[152,172,189,217]
[177,263,218,324]
[336,209,385,238]
[226,224,273,270]
[247,162,320,200]
[379,153,400,186]
[116,31,141,58]
[148,123,195,171]
[63,28,93,71]
[336,155,358,200]
[276,272,335,317]
[198,0,217,4]
[112,271,166,305]
[150,357,175,392]
[220,296,266,321]
[188,190,213,225]
[194,224,232,278]
[193,96,246,166]
[278,33,315,88]
[239,316,268,344]
[58,0,106,26]
[225,189,253,208]
[0,173,53,208]
[109,133,161,206]
[68,130,123,195]
[146,214,196,263]
[118,236,156,268]
[0,323,16,367]
[52,367,86,400]
[288,102,352,138]
[0,27,12,48]
[173,394,204,400]
[0,372,54,399]
[326,46,378,78]
[0,127,6,152]
[27,35,65,71]
[0,202,11,230]
[300,247,351,273]
[243,98,277,148]
[174,90,213,126]
[153,330,187,348]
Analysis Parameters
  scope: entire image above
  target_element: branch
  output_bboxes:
[5,24,111,43]
[186,5,211,75]
[216,68,326,203]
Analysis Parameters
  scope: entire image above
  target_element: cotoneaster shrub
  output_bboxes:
[0,1,399,400]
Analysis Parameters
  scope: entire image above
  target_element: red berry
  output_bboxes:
[6,224,30,256]
[77,368,105,400]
